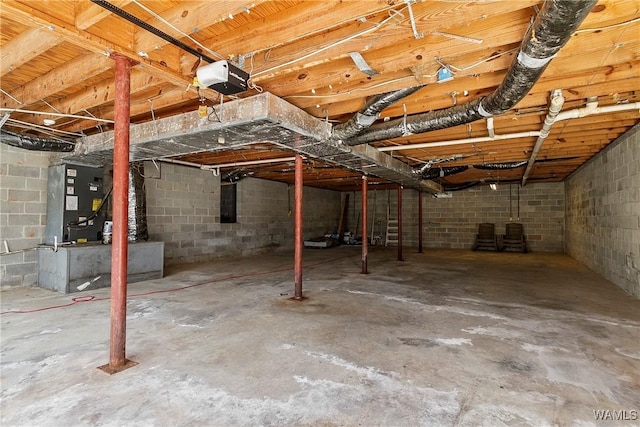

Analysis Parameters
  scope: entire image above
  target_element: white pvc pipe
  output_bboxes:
[158,156,297,170]
[486,117,495,138]
[377,131,541,151]
[521,90,565,186]
[376,102,640,153]
[200,156,297,170]
[555,101,640,122]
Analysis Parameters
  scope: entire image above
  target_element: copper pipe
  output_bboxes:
[361,176,368,274]
[294,154,303,300]
[397,185,403,261]
[418,190,423,253]
[109,53,133,370]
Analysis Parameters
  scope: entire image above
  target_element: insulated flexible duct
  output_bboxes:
[421,165,469,180]
[0,130,75,152]
[331,85,425,141]
[346,0,597,146]
[128,162,149,242]
[473,161,527,170]
[443,181,480,192]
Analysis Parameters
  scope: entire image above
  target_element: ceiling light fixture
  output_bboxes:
[489,183,498,191]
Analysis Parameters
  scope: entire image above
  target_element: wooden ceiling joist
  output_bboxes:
[0,0,638,189]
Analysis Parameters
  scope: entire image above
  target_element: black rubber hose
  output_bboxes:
[346,0,597,146]
[0,130,75,152]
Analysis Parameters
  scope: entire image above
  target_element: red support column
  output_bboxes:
[293,154,304,300]
[99,53,137,374]
[397,184,403,261]
[361,176,368,274]
[418,190,423,253]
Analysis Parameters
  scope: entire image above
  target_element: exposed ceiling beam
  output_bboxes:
[134,0,269,54]
[1,53,113,108]
[1,1,202,92]
[0,26,60,75]
[75,0,133,30]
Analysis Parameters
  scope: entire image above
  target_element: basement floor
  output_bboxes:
[1,247,639,426]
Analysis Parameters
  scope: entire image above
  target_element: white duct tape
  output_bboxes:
[477,103,492,118]
[356,112,378,126]
[517,51,554,69]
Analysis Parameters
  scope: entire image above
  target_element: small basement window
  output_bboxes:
[220,183,237,223]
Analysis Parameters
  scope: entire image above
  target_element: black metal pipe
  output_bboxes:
[0,130,75,152]
[332,85,425,141]
[90,0,217,63]
[347,0,597,145]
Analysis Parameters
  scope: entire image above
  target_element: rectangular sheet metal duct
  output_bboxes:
[68,93,441,193]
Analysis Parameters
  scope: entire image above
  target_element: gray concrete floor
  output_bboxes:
[1,247,639,426]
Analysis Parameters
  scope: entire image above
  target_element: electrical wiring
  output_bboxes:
[446,47,519,73]
[66,186,112,230]
[575,16,640,33]
[131,0,226,61]
[4,119,84,138]
[252,7,407,79]
[283,75,426,100]
[0,254,358,315]
[0,88,22,105]
[0,108,114,123]
[40,99,62,114]
[1,295,97,314]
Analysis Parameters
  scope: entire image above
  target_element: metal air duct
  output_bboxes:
[0,129,75,152]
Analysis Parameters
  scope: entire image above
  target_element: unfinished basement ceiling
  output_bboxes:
[1,0,639,191]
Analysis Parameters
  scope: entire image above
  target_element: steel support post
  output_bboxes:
[99,53,137,374]
[294,154,303,300]
[397,185,403,261]
[418,190,423,253]
[361,176,368,274]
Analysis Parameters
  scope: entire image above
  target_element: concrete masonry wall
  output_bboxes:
[145,162,341,265]
[565,124,640,298]
[0,144,52,287]
[346,182,565,252]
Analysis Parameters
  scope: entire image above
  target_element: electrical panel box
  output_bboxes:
[45,164,105,245]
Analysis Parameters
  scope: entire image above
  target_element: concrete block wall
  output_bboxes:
[346,182,565,252]
[0,144,52,287]
[145,162,341,265]
[566,124,640,298]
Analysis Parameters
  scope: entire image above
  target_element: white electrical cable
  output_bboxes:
[0,88,23,105]
[131,0,225,61]
[252,7,407,78]
[5,119,84,137]
[448,47,519,73]
[0,108,114,123]
[41,99,62,114]
[575,16,640,33]
[284,75,432,100]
